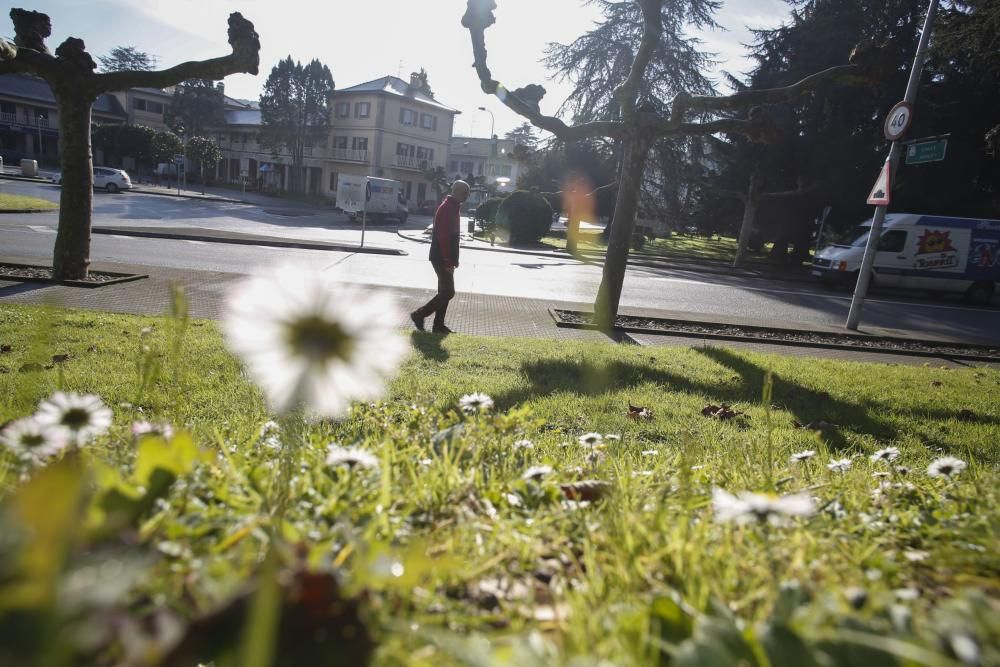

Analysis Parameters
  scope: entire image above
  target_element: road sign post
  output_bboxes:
[360,179,371,249]
[846,0,939,331]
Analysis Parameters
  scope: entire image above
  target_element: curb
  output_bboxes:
[397,229,812,283]
[92,227,406,256]
[128,188,244,204]
[0,208,56,214]
[548,309,1000,362]
[0,261,148,288]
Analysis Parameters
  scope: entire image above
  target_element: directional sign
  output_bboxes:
[884,101,914,142]
[905,138,948,165]
[867,161,891,206]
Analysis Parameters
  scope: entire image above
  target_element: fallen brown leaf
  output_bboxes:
[627,403,653,421]
[560,480,612,502]
[702,403,744,420]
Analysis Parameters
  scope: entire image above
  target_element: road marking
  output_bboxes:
[185,240,206,245]
[108,234,134,240]
[646,275,998,314]
[28,225,55,233]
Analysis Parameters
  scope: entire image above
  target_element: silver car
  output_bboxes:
[50,166,133,193]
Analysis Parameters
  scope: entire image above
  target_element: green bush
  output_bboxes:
[474,197,504,224]
[494,190,553,244]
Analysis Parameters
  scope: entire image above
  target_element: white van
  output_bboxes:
[336,175,408,224]
[812,213,1000,304]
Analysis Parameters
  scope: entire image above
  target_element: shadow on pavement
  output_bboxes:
[0,282,52,298]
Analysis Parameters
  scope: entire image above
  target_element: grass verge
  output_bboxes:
[1,303,998,665]
[0,192,58,212]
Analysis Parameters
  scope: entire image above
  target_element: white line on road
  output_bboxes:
[185,240,206,245]
[646,275,996,314]
[28,225,55,233]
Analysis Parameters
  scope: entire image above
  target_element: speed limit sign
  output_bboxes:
[884,101,913,141]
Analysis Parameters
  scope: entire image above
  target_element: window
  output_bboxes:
[416,146,434,162]
[354,102,370,118]
[877,230,908,253]
[351,137,368,151]
[333,136,348,149]
[149,101,164,114]
[335,102,350,118]
[420,113,437,130]
[133,98,146,111]
[459,161,474,174]
[396,142,415,157]
[399,108,416,126]
[329,172,338,190]
[449,160,458,172]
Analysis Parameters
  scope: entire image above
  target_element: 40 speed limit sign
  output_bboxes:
[884,101,914,142]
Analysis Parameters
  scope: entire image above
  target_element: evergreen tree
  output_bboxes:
[166,79,225,137]
[98,46,157,72]
[259,57,335,194]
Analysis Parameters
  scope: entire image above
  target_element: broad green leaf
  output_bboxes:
[759,623,818,667]
[651,595,695,645]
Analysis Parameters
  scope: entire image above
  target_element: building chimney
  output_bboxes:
[409,72,421,90]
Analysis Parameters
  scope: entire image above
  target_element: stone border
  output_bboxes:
[0,262,148,288]
[549,308,1000,362]
[91,227,406,256]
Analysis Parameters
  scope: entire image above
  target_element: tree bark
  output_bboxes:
[51,87,95,281]
[594,135,650,330]
[567,215,581,255]
[732,170,763,269]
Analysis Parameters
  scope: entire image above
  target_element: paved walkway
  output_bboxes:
[1,255,994,369]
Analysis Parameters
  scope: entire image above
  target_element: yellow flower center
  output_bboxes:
[287,316,353,363]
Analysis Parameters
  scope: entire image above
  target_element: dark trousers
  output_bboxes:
[414,261,455,327]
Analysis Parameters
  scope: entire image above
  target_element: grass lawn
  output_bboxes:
[0,192,58,212]
[540,231,813,266]
[1,303,998,665]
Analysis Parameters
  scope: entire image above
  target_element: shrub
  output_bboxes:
[494,190,553,244]
[474,197,504,224]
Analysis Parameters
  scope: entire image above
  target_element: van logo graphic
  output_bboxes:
[973,240,999,269]
[914,229,959,270]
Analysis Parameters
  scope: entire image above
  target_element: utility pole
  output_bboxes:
[846,0,939,330]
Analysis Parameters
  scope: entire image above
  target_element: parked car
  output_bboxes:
[49,166,133,193]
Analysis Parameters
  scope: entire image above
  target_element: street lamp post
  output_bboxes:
[36,115,43,161]
[477,106,495,156]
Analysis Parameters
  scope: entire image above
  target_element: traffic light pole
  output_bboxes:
[845,0,939,330]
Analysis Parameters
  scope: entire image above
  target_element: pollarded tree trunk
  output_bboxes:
[595,135,651,330]
[51,86,95,280]
[567,216,581,254]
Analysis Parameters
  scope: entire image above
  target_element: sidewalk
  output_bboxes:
[0,255,993,368]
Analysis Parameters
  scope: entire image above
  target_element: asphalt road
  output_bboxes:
[3,179,999,344]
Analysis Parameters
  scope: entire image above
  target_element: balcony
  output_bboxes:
[331,148,369,163]
[0,113,51,127]
[395,155,422,170]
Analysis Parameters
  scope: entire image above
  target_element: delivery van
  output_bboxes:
[812,213,1000,304]
[336,175,409,224]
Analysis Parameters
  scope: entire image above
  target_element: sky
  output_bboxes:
[19,0,790,137]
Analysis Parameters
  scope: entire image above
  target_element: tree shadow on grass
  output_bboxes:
[494,343,999,456]
[410,332,449,362]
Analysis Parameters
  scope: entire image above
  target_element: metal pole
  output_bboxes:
[846,0,939,330]
[361,183,367,249]
[814,206,832,258]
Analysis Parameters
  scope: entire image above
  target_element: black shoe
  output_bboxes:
[410,311,426,331]
[432,325,454,334]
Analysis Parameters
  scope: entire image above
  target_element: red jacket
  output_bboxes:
[429,196,461,268]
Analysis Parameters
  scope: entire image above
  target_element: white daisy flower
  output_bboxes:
[0,417,68,460]
[33,392,113,446]
[790,450,816,463]
[641,449,659,456]
[521,465,553,482]
[712,488,815,526]
[604,434,621,442]
[131,421,174,440]
[459,392,494,415]
[222,264,408,418]
[325,444,380,471]
[259,420,281,437]
[870,447,900,463]
[578,432,603,447]
[927,456,967,478]
[827,458,853,473]
[513,439,534,450]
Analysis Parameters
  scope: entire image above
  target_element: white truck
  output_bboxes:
[812,213,1000,304]
[336,175,408,224]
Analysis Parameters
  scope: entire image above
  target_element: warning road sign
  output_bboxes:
[867,161,891,206]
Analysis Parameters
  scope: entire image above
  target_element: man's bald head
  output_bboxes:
[451,180,471,202]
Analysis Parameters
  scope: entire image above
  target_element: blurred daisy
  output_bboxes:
[522,465,553,482]
[927,456,967,479]
[827,458,853,473]
[870,447,900,463]
[0,417,67,460]
[578,432,603,447]
[712,488,815,526]
[34,392,112,446]
[513,439,534,450]
[790,450,816,463]
[222,264,408,418]
[604,434,621,442]
[325,444,380,471]
[259,420,281,437]
[459,392,494,415]
[131,421,174,440]
[895,465,911,476]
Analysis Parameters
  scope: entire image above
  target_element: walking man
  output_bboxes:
[411,180,470,334]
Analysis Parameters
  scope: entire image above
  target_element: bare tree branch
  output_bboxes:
[93,13,259,93]
[615,0,664,119]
